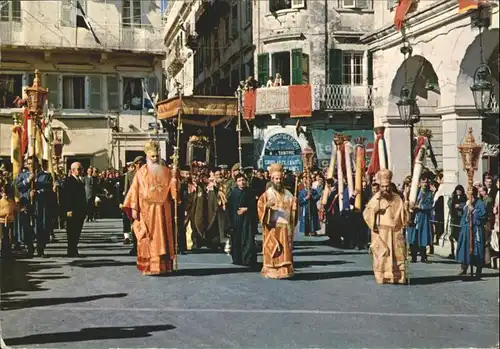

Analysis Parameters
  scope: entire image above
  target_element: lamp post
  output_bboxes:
[397,85,419,175]
[24,69,49,201]
[457,127,483,275]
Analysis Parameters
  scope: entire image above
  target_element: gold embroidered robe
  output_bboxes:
[363,192,410,284]
[257,187,297,279]
[123,165,178,275]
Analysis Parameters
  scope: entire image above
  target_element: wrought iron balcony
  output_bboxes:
[319,84,374,111]
[0,18,164,54]
[488,91,499,114]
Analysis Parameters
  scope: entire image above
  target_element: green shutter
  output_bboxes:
[44,74,60,109]
[367,51,373,85]
[257,53,269,87]
[302,53,309,84]
[328,49,342,85]
[291,49,302,85]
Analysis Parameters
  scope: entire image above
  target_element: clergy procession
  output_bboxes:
[2,127,499,284]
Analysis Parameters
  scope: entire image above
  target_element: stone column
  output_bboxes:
[382,118,412,185]
[435,108,483,256]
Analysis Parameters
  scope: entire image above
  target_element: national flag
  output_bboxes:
[141,80,155,110]
[76,0,102,45]
[394,0,413,31]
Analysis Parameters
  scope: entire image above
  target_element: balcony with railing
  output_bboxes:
[166,47,190,77]
[0,17,164,55]
[319,85,374,111]
[489,92,499,114]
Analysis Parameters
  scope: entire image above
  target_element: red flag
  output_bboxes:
[458,0,488,13]
[394,0,413,31]
[21,107,30,156]
[289,84,312,118]
[243,89,256,120]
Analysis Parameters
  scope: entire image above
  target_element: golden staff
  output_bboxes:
[171,82,184,271]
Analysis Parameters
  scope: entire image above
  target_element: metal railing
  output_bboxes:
[318,84,374,111]
[0,18,163,54]
[489,92,499,114]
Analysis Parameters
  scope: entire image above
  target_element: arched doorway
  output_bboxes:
[456,28,499,177]
[386,55,442,179]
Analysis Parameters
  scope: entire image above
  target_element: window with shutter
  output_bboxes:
[89,76,102,111]
[328,49,342,85]
[43,74,61,109]
[122,0,141,27]
[257,53,269,87]
[367,51,373,85]
[0,0,21,22]
[107,76,119,111]
[356,0,369,9]
[231,4,238,39]
[291,49,302,85]
[61,0,75,27]
[147,76,158,97]
[342,0,355,8]
[302,53,309,84]
[291,0,306,9]
[387,0,398,11]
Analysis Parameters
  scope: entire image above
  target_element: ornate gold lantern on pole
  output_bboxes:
[24,69,49,202]
[457,127,483,274]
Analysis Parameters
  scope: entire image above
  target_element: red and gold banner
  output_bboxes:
[243,89,257,120]
[289,84,312,118]
[458,0,487,13]
[394,0,413,31]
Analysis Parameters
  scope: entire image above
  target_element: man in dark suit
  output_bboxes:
[83,167,96,222]
[63,162,87,257]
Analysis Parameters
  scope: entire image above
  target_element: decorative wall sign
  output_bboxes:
[262,133,303,172]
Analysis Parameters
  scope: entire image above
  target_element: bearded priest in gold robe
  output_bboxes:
[257,163,297,279]
[123,140,178,275]
[363,169,410,284]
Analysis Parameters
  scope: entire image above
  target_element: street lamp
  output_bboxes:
[397,85,419,175]
[24,69,48,201]
[470,63,493,115]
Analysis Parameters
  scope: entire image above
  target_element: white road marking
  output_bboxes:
[21,306,499,318]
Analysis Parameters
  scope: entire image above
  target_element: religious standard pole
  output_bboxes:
[172,81,183,271]
[236,85,243,168]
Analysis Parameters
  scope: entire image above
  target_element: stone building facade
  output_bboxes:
[361,0,499,186]
[0,0,165,170]
[251,0,377,167]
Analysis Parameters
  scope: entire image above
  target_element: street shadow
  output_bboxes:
[1,292,127,310]
[1,260,63,294]
[293,240,330,247]
[293,250,369,257]
[68,259,136,268]
[411,272,499,285]
[5,324,175,346]
[428,260,461,265]
[47,245,128,251]
[294,260,353,269]
[168,266,258,277]
[290,269,373,281]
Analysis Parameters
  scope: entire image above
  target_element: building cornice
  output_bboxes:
[361,0,463,49]
[262,33,305,44]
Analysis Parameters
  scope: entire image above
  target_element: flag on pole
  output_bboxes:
[142,80,155,111]
[394,0,413,31]
[76,0,102,45]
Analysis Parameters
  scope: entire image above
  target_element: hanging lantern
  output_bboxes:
[470,63,493,115]
[397,85,418,126]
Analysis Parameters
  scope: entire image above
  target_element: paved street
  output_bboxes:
[1,219,499,349]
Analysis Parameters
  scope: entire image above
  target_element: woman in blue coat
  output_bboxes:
[298,175,321,236]
[456,186,487,278]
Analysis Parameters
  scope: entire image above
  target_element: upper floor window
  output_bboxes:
[0,74,23,108]
[245,0,252,24]
[122,0,141,28]
[231,4,238,39]
[123,77,143,111]
[342,52,363,85]
[269,0,305,12]
[341,0,370,9]
[0,0,21,22]
[63,76,86,109]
